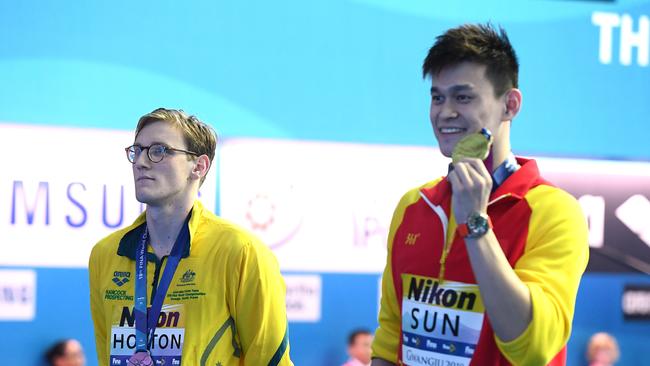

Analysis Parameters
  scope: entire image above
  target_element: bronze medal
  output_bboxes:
[127,351,154,366]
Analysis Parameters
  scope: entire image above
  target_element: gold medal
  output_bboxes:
[452,128,493,163]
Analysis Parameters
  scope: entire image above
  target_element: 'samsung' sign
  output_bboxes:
[0,124,216,268]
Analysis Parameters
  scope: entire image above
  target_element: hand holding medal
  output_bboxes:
[448,127,494,225]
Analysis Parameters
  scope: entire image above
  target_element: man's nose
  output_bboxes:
[433,100,459,124]
[439,100,458,120]
[133,148,150,167]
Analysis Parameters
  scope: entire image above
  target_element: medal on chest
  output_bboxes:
[127,351,154,366]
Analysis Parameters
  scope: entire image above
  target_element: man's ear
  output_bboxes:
[503,88,522,121]
[192,155,211,181]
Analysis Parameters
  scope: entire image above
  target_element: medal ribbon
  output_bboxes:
[134,214,190,352]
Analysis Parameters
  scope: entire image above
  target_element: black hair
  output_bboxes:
[423,23,519,96]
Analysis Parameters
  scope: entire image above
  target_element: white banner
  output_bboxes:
[5,128,649,271]
[0,269,36,321]
[219,138,447,273]
[0,123,217,267]
[284,275,322,322]
[220,138,650,273]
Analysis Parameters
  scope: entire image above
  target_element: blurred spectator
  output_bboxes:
[45,339,86,366]
[586,332,619,366]
[342,329,373,366]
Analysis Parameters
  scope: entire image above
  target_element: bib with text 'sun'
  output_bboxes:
[401,274,485,366]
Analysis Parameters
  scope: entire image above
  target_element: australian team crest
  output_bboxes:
[180,269,196,283]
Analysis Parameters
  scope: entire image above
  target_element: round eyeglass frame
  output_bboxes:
[125,144,199,163]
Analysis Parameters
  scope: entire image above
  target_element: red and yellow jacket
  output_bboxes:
[372,158,589,366]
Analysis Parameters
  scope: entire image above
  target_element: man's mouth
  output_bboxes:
[438,127,467,134]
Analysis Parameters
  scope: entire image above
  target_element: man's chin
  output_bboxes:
[433,138,454,157]
[135,193,157,206]
[438,147,453,158]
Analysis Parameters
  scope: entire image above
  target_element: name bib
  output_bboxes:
[401,275,485,366]
[109,304,186,365]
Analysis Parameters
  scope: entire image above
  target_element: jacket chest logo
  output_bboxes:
[180,269,196,283]
[405,233,421,246]
[112,271,131,287]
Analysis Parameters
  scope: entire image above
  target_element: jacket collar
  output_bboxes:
[421,156,545,207]
[491,153,520,190]
[492,157,547,200]
[116,200,207,259]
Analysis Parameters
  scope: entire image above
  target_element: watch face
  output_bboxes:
[467,212,488,236]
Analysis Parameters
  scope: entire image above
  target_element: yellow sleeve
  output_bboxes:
[496,186,589,365]
[372,244,400,363]
[233,237,293,366]
[372,185,432,363]
[89,244,108,366]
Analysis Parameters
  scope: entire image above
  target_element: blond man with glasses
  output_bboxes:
[89,108,293,366]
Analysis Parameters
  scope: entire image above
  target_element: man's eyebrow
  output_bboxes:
[132,140,169,147]
[430,84,474,94]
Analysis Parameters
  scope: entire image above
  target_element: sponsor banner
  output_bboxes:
[0,269,36,321]
[0,124,216,268]
[537,158,650,272]
[622,285,650,320]
[220,138,650,273]
[219,138,446,273]
[285,275,322,322]
[2,128,648,272]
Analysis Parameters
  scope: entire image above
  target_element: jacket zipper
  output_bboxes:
[419,191,512,282]
[419,191,450,281]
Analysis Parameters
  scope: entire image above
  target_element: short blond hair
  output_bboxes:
[586,332,620,364]
[135,108,217,184]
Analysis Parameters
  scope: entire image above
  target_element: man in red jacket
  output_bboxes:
[371,23,589,366]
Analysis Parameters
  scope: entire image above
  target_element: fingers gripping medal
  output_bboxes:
[127,351,154,366]
[452,128,493,164]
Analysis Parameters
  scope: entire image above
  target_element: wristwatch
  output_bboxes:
[457,212,493,238]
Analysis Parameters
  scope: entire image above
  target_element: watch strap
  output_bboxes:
[457,222,471,237]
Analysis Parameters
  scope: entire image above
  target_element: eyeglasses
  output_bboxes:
[125,144,199,163]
